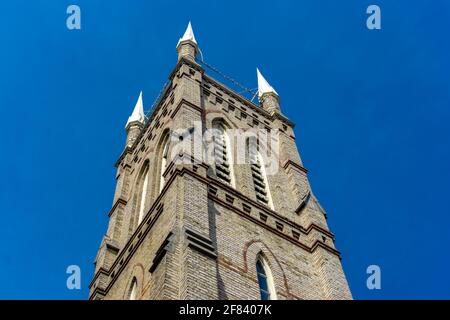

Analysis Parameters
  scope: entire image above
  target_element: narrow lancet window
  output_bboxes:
[137,164,149,224]
[256,256,277,300]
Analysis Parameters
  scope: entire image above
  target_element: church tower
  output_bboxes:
[89,23,352,300]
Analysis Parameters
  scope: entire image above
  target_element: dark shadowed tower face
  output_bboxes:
[89,22,352,300]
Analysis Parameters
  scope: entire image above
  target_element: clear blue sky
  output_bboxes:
[0,0,449,299]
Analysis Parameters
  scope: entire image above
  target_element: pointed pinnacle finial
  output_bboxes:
[177,21,197,48]
[257,68,278,98]
[125,91,145,129]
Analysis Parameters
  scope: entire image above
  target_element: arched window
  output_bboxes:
[128,278,138,300]
[137,163,149,225]
[247,137,274,209]
[212,121,235,187]
[160,137,170,193]
[256,256,277,300]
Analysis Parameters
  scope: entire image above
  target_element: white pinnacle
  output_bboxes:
[257,68,278,98]
[177,21,197,48]
[125,91,145,128]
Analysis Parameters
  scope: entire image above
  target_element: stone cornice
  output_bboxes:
[170,98,203,120]
[89,287,106,300]
[114,147,132,168]
[107,198,127,218]
[88,267,108,291]
[272,111,295,127]
[283,159,308,174]
[168,57,204,81]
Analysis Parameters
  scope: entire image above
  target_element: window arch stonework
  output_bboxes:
[122,263,145,300]
[256,255,277,300]
[243,240,290,299]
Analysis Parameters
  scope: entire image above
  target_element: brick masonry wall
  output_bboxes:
[89,56,352,300]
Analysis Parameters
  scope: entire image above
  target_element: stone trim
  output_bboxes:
[89,267,108,291]
[170,98,203,120]
[107,198,127,217]
[184,228,217,259]
[272,112,295,128]
[168,56,204,81]
[149,232,174,273]
[115,147,132,168]
[282,159,308,174]
[295,191,311,214]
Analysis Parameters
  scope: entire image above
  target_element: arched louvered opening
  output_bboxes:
[212,121,235,187]
[247,137,274,210]
[256,255,277,300]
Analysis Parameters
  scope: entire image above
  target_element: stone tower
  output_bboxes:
[89,23,352,300]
